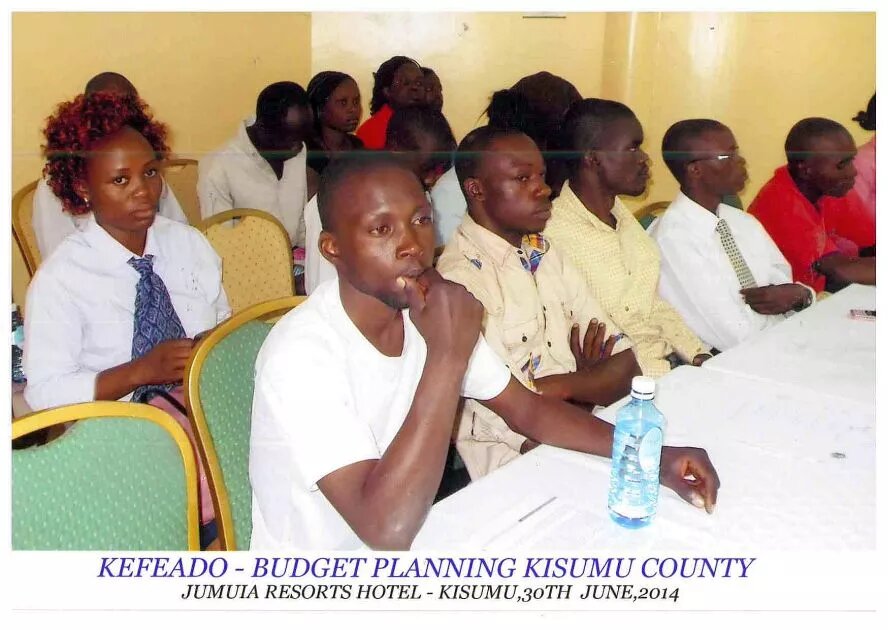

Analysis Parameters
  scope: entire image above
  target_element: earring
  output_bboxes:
[82,197,91,208]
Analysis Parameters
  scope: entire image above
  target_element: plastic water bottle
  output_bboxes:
[11,304,26,383]
[607,376,664,528]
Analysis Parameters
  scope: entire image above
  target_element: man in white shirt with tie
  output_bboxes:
[649,119,814,351]
[198,81,312,248]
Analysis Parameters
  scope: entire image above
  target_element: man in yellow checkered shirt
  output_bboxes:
[546,99,714,377]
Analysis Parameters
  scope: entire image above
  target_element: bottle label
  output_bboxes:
[638,427,663,474]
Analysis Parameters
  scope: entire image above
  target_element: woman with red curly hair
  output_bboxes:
[31,72,188,259]
[23,91,230,547]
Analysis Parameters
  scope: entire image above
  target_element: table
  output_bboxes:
[702,283,875,405]
[414,366,875,551]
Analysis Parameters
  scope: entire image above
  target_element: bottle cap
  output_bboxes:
[631,376,655,400]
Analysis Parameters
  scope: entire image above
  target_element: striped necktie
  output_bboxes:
[128,255,186,402]
[715,218,757,289]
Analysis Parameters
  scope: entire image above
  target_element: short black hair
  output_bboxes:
[555,98,637,178]
[317,152,419,231]
[485,72,581,149]
[454,125,528,189]
[421,66,438,78]
[84,72,136,96]
[369,55,420,115]
[386,105,456,153]
[852,93,876,131]
[784,117,852,164]
[255,81,309,128]
[661,118,729,182]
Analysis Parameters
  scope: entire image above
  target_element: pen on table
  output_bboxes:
[517,496,557,522]
[480,496,559,548]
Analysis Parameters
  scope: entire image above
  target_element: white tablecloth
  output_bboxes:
[413,366,875,552]
[702,283,875,405]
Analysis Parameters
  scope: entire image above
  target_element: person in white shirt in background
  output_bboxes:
[429,165,464,248]
[304,104,456,294]
[649,119,814,352]
[32,71,188,260]
[198,81,313,248]
[249,153,719,551]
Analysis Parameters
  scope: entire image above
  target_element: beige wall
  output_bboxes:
[602,12,876,212]
[11,12,312,306]
[10,12,876,305]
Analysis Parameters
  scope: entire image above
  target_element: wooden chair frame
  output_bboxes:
[159,158,201,228]
[12,179,40,278]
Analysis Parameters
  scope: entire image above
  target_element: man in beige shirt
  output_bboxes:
[546,99,712,377]
[437,126,641,480]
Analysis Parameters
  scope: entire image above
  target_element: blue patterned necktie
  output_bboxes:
[128,255,186,402]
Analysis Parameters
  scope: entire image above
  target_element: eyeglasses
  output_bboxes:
[687,152,742,164]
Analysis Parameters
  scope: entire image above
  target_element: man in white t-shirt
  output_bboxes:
[249,154,721,551]
[304,105,456,294]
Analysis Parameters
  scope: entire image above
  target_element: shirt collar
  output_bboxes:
[670,191,729,235]
[233,117,306,167]
[456,213,550,269]
[774,165,827,215]
[557,183,630,232]
[81,212,162,268]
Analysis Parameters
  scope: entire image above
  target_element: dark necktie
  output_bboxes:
[128,255,186,402]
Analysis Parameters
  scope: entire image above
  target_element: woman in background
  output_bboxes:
[852,93,876,221]
[356,55,424,149]
[305,71,364,175]
[431,71,582,247]
[421,66,444,111]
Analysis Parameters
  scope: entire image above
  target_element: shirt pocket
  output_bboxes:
[500,316,542,374]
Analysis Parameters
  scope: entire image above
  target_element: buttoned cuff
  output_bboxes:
[638,355,671,379]
[501,427,531,453]
[24,370,100,412]
[672,340,708,364]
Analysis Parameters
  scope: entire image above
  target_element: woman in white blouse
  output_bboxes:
[25,91,230,411]
[24,91,230,547]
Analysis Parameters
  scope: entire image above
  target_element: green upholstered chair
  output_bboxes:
[635,195,744,230]
[722,193,744,210]
[634,201,670,230]
[185,295,306,550]
[12,402,200,550]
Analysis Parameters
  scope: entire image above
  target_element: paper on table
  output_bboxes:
[483,500,605,551]
[466,494,557,549]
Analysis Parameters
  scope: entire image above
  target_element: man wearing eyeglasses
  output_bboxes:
[648,119,815,352]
